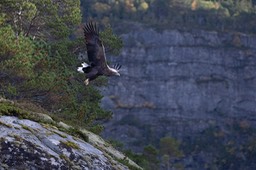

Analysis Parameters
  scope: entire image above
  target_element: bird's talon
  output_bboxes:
[84,79,89,86]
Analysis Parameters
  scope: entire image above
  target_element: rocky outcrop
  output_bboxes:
[100,26,256,151]
[0,98,141,170]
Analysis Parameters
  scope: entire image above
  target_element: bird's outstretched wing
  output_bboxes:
[83,22,107,68]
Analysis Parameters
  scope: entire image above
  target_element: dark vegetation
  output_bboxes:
[1,0,256,169]
[79,0,256,169]
[109,120,256,170]
[0,99,90,142]
[0,0,122,134]
[81,0,256,34]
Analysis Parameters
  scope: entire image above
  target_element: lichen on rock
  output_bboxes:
[0,98,141,170]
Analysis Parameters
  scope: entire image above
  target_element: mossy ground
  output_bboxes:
[0,98,89,143]
[61,141,80,150]
[0,98,142,169]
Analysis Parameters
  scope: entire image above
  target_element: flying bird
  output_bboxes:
[77,22,121,85]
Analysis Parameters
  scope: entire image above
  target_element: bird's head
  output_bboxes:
[109,68,120,76]
[111,63,122,76]
[113,71,120,76]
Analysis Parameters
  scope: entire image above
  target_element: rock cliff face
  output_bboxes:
[0,98,141,170]
[100,26,256,151]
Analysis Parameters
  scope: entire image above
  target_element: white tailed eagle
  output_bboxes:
[77,22,121,85]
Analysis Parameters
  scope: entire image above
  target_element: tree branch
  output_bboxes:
[25,9,39,37]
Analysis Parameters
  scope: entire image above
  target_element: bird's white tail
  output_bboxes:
[77,62,89,73]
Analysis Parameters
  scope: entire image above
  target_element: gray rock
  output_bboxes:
[0,115,134,169]
[100,27,256,151]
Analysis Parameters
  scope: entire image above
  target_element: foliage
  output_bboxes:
[0,102,29,118]
[107,139,124,150]
[0,0,123,134]
[81,0,256,33]
[142,145,159,170]
[124,150,149,169]
[159,137,183,158]
[116,157,141,170]
[121,144,160,170]
[114,120,256,169]
[0,0,81,39]
[181,121,256,169]
[61,140,80,150]
[100,26,123,56]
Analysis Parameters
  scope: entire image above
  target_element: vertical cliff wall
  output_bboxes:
[100,27,256,151]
